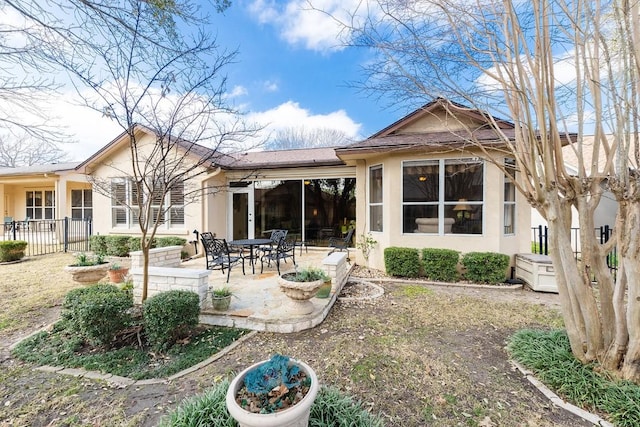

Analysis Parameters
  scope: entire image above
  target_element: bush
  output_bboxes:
[461,251,510,284]
[156,237,187,248]
[61,284,133,346]
[143,290,200,351]
[128,236,141,252]
[384,247,421,278]
[0,240,27,262]
[106,235,131,257]
[421,248,460,282]
[89,235,107,255]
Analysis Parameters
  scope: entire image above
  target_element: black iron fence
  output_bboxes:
[2,218,92,257]
[531,224,618,275]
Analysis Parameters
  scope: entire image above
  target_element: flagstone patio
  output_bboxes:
[180,248,352,333]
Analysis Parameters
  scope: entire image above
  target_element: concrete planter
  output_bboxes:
[278,273,324,315]
[64,263,110,284]
[225,358,319,427]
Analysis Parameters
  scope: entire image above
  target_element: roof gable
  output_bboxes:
[370,98,514,139]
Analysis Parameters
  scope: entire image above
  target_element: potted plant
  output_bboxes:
[278,266,329,314]
[210,286,233,310]
[64,253,110,284]
[225,354,319,427]
[107,263,129,283]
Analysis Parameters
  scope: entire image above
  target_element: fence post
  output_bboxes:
[63,217,69,252]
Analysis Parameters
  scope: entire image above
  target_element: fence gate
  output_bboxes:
[2,218,92,257]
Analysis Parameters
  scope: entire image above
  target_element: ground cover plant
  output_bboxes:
[12,319,249,380]
[508,329,640,426]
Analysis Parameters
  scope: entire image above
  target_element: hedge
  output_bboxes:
[421,248,460,282]
[384,247,421,278]
[0,240,27,262]
[461,251,510,284]
[143,290,200,351]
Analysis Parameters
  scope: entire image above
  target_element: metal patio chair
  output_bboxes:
[328,228,355,259]
[260,235,296,275]
[200,232,245,282]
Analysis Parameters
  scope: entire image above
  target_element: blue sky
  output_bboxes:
[49,1,404,161]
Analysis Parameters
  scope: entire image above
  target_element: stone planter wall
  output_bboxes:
[130,266,211,306]
[129,246,182,269]
[321,252,349,293]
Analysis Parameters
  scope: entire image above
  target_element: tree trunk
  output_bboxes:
[621,201,640,381]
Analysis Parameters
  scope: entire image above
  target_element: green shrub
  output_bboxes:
[61,284,133,346]
[106,235,131,257]
[128,237,141,252]
[461,251,510,284]
[90,235,107,255]
[143,290,200,351]
[421,248,460,282]
[384,247,421,278]
[156,237,187,248]
[0,240,27,262]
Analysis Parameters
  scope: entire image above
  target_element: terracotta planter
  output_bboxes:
[211,294,232,310]
[225,358,319,427]
[108,268,129,283]
[278,273,324,315]
[64,263,110,284]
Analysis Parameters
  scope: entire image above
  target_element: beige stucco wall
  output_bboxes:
[352,150,531,271]
[88,132,207,240]
[399,112,484,134]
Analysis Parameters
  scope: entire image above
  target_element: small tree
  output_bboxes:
[59,2,256,301]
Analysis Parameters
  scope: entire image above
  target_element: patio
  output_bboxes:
[180,248,352,333]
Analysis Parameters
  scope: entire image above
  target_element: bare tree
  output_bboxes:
[332,0,640,381]
[0,133,68,167]
[265,126,354,150]
[0,1,231,149]
[64,2,257,301]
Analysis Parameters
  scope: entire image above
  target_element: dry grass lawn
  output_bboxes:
[0,254,595,426]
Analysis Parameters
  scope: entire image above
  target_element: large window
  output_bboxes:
[403,158,484,234]
[253,178,356,245]
[71,189,92,220]
[369,165,383,232]
[504,158,516,235]
[111,179,183,228]
[26,190,55,220]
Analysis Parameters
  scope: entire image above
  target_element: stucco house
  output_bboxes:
[0,99,534,271]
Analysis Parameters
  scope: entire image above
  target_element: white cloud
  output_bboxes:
[248,100,362,138]
[263,80,279,92]
[228,85,248,98]
[247,0,369,52]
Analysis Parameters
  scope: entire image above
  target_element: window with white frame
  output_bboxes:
[26,190,55,220]
[504,158,516,235]
[369,165,383,232]
[111,178,185,228]
[71,189,92,220]
[402,158,484,234]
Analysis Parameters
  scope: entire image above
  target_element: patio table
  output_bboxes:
[228,238,272,274]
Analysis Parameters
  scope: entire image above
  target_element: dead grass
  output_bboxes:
[0,253,78,333]
[0,255,592,427]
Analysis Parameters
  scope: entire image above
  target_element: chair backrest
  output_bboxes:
[277,235,296,254]
[270,229,288,244]
[201,232,227,258]
[4,216,12,223]
[343,228,355,243]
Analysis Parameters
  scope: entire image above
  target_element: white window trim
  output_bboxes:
[401,158,485,235]
[368,164,383,233]
[503,158,516,236]
[111,178,184,229]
